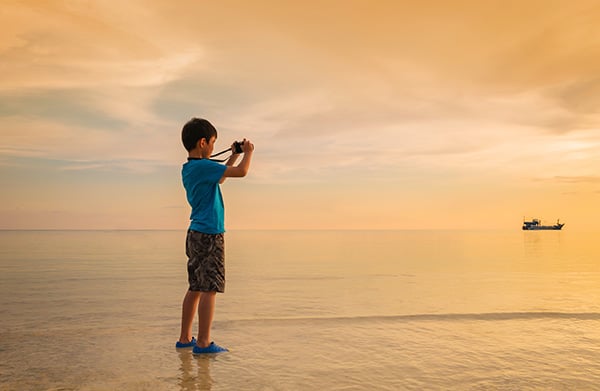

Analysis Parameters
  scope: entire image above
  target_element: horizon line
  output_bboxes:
[0,227,565,232]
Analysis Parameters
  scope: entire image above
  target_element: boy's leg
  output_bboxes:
[185,231,224,348]
[179,290,200,344]
[196,291,216,348]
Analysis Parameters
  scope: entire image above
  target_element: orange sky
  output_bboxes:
[1,1,599,230]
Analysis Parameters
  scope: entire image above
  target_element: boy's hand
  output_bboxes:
[221,138,254,179]
[241,139,254,153]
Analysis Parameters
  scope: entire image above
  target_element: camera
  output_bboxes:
[233,140,245,154]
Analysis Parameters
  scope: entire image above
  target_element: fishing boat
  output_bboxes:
[522,219,564,230]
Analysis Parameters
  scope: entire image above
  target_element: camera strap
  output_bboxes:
[209,147,233,162]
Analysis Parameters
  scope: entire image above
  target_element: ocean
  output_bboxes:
[1,229,600,390]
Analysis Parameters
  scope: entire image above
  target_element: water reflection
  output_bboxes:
[177,351,213,391]
[523,230,563,263]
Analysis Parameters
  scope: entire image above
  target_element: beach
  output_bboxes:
[2,229,600,390]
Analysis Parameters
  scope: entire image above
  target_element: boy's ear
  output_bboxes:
[197,138,207,149]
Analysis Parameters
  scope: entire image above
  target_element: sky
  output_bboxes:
[1,0,599,230]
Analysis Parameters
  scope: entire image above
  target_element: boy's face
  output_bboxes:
[200,136,216,158]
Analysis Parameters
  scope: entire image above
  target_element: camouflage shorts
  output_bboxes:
[186,230,225,293]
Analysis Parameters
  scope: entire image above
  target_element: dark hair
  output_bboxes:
[181,118,218,151]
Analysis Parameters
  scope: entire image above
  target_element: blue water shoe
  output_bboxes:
[175,337,197,348]
[192,342,229,354]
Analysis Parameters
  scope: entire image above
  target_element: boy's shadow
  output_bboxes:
[177,351,214,391]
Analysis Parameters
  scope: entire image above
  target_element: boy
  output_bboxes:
[176,118,254,354]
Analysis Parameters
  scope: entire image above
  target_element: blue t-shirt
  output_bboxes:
[182,159,227,234]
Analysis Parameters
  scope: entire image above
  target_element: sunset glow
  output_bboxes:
[1,1,599,230]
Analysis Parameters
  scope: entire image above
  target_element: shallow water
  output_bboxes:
[1,230,600,390]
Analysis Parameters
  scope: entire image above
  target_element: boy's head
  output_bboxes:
[181,118,217,152]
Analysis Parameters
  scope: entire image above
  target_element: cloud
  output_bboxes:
[2,1,600,183]
[0,90,126,129]
[554,77,600,118]
[0,114,182,173]
[0,1,203,91]
[547,176,600,184]
[2,0,600,229]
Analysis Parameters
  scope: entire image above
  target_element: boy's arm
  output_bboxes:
[221,140,254,181]
[219,147,240,184]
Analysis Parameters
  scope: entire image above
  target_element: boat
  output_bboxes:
[522,218,564,230]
